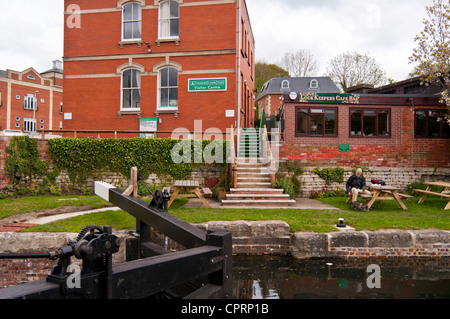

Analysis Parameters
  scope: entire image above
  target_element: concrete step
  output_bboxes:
[221,199,296,207]
[226,194,291,200]
[236,182,273,188]
[237,172,272,177]
[237,177,272,183]
[237,167,270,172]
[236,158,267,165]
[230,188,285,194]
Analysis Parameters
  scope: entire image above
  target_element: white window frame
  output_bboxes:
[24,94,37,110]
[23,118,36,133]
[122,2,142,41]
[310,79,319,89]
[157,66,179,110]
[158,0,180,40]
[121,68,141,111]
[281,80,290,89]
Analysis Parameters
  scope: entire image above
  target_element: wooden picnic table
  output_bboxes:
[366,185,409,211]
[167,180,211,208]
[415,181,450,210]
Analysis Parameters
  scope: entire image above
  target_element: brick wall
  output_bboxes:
[63,0,255,134]
[281,103,450,169]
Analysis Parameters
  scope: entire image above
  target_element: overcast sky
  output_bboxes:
[0,0,430,82]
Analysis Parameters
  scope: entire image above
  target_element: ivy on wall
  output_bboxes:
[5,136,58,186]
[48,137,228,188]
[311,167,345,185]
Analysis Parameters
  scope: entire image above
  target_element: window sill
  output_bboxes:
[155,38,180,46]
[349,135,391,138]
[295,134,339,138]
[155,109,180,118]
[118,109,142,118]
[118,40,143,48]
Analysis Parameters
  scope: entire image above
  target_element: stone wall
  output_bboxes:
[291,229,450,259]
[280,166,450,197]
[59,166,224,191]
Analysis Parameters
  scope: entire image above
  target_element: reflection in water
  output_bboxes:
[233,256,450,299]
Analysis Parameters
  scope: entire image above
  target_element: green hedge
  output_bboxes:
[48,137,228,187]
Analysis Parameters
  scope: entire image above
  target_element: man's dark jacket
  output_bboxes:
[346,174,367,193]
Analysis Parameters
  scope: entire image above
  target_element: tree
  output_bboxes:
[280,50,319,77]
[409,0,450,123]
[325,51,387,92]
[255,61,290,93]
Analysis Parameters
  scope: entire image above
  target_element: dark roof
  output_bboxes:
[41,67,63,75]
[41,60,63,75]
[0,70,7,78]
[346,77,445,95]
[257,77,341,101]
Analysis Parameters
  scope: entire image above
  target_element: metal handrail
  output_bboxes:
[37,129,231,139]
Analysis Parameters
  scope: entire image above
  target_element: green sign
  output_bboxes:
[188,78,227,92]
[339,144,350,153]
[298,93,360,104]
[139,118,158,138]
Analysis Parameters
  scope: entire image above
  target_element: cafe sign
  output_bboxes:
[188,78,227,92]
[298,93,360,104]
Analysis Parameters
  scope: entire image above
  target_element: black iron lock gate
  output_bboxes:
[0,179,232,299]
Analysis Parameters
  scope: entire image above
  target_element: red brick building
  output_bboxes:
[63,0,255,136]
[0,61,63,134]
[280,92,450,169]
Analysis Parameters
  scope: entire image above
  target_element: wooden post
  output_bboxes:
[130,167,138,198]
[233,158,238,189]
[130,167,152,257]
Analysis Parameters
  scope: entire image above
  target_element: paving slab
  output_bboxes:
[184,198,339,210]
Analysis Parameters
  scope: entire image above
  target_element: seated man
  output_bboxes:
[346,168,372,203]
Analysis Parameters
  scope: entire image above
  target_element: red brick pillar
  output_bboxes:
[0,136,11,188]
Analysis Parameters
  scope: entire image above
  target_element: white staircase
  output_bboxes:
[221,157,296,207]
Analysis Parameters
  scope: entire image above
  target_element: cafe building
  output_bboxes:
[279,90,450,173]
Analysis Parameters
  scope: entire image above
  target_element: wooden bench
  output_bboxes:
[167,180,211,208]
[346,193,373,204]
[414,189,450,198]
[414,189,450,210]
[202,187,213,198]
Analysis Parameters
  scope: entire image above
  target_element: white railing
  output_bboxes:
[261,125,279,187]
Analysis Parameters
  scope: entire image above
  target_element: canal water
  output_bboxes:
[232,256,450,299]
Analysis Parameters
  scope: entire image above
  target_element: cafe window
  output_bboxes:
[296,107,337,137]
[415,110,450,138]
[350,109,390,137]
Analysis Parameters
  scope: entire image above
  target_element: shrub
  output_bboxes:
[311,167,345,185]
[48,137,228,189]
[310,187,347,199]
[274,176,295,198]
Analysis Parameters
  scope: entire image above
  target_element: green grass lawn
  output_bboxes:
[0,195,112,220]
[15,195,450,234]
